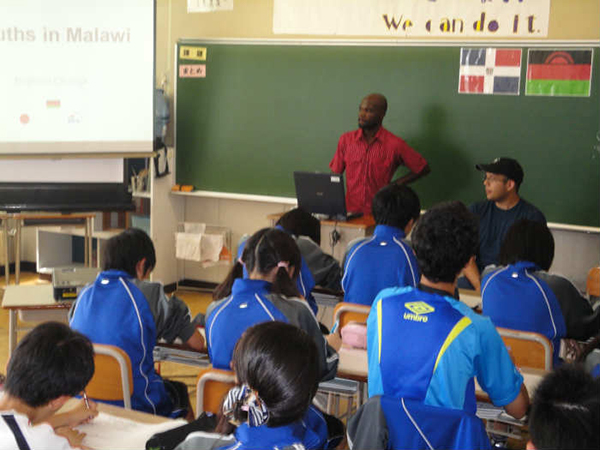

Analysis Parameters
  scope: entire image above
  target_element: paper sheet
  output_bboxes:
[176,232,202,261]
[176,231,223,263]
[201,234,224,263]
[183,222,206,234]
[76,412,186,450]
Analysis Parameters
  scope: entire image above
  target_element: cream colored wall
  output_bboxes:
[156,0,600,98]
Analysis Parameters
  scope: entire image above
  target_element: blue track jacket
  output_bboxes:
[367,286,523,413]
[342,225,419,306]
[70,270,172,416]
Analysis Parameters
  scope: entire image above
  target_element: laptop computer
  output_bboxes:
[293,171,362,221]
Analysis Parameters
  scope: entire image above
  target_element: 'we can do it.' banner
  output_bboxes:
[273,0,551,38]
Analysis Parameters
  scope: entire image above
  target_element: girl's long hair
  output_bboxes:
[213,228,301,300]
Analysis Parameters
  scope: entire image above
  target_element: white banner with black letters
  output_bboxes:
[273,0,550,38]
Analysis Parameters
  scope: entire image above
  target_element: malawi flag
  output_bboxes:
[526,49,593,97]
[459,48,521,95]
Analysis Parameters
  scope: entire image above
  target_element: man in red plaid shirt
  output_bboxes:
[330,93,430,215]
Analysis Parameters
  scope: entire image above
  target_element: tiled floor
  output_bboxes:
[0,272,214,415]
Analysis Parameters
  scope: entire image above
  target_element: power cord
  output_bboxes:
[330,223,341,254]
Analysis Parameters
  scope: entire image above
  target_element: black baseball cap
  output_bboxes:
[476,157,524,186]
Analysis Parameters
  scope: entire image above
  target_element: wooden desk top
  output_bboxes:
[337,345,545,397]
[62,398,171,424]
[1,284,71,310]
[0,212,95,220]
[60,398,183,450]
[475,367,546,402]
[267,212,375,230]
[458,289,482,309]
[337,345,368,382]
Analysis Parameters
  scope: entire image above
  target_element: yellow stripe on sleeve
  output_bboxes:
[433,316,472,372]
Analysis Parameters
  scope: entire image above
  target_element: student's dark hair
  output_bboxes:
[412,201,478,283]
[499,219,554,271]
[213,228,301,300]
[528,364,600,450]
[228,321,319,428]
[4,322,94,407]
[276,208,321,245]
[372,184,420,229]
[103,228,156,277]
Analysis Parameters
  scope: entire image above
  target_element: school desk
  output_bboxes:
[458,289,482,310]
[60,398,185,450]
[153,342,210,367]
[336,344,546,401]
[154,326,209,366]
[267,212,376,262]
[1,284,71,354]
[0,212,94,286]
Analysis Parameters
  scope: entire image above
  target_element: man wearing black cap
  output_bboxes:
[463,157,546,290]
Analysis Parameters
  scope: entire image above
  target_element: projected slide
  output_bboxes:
[0,0,154,154]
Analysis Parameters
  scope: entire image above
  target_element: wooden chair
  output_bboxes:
[332,302,370,331]
[586,266,600,299]
[496,327,553,371]
[195,367,236,417]
[87,344,134,409]
[320,303,370,419]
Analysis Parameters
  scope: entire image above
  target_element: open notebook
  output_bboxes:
[76,412,186,450]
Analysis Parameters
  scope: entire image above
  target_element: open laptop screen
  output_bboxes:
[293,171,348,219]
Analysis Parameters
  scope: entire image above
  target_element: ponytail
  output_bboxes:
[232,228,301,298]
[272,266,300,298]
[213,260,244,300]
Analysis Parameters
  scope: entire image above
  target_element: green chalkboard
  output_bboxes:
[176,42,600,226]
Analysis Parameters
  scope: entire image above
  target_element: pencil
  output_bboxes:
[83,391,90,409]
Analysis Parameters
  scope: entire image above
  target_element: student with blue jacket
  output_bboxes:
[276,208,342,292]
[367,202,529,419]
[177,322,343,450]
[237,223,318,314]
[342,183,420,306]
[482,219,600,366]
[69,228,203,418]
[207,228,339,381]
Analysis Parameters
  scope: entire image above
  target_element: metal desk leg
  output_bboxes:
[84,218,89,267]
[8,309,17,354]
[15,219,21,285]
[87,217,93,267]
[357,382,365,407]
[3,218,9,286]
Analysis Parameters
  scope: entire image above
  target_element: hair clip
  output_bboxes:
[223,384,269,427]
[237,257,245,266]
[277,261,289,269]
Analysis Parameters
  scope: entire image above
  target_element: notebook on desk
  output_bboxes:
[293,171,362,221]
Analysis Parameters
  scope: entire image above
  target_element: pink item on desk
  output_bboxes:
[341,323,367,349]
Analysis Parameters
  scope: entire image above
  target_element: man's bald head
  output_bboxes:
[358,93,388,130]
[364,93,388,113]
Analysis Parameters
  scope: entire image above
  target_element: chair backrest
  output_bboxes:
[87,344,134,409]
[196,367,236,417]
[587,267,600,298]
[352,396,491,450]
[333,302,370,330]
[497,327,553,371]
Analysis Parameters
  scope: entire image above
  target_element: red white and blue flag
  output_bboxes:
[459,48,522,95]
